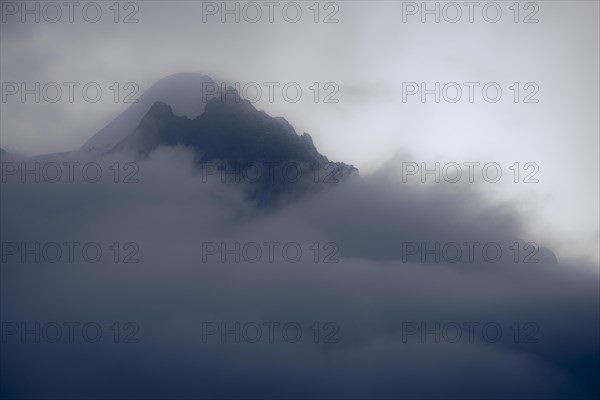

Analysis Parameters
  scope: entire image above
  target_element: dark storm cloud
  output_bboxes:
[1,147,598,399]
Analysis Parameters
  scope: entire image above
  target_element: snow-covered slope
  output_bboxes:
[81,72,216,152]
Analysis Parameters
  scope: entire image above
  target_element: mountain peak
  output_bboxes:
[147,101,175,117]
[111,93,358,206]
[81,73,216,152]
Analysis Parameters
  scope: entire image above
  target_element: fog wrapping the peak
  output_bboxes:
[1,145,598,398]
[1,1,597,264]
[0,1,598,399]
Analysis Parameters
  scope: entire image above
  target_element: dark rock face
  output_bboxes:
[111,97,358,206]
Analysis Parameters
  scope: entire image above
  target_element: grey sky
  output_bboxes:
[0,0,598,263]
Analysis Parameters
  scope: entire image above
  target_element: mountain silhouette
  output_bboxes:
[108,79,358,206]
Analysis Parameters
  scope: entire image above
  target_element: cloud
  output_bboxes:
[1,147,598,399]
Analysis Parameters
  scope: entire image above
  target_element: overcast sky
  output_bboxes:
[1,0,598,264]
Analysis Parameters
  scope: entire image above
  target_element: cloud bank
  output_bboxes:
[1,147,598,399]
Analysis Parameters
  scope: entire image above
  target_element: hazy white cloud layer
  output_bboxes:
[1,148,598,399]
